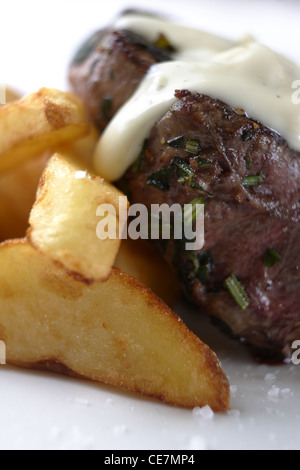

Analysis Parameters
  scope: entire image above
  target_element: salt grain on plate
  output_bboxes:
[265,373,276,382]
[268,387,280,401]
[193,405,214,420]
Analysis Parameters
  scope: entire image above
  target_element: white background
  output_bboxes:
[0,0,300,451]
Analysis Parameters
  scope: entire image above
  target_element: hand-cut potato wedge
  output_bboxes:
[115,238,181,306]
[28,154,128,281]
[0,88,91,173]
[0,240,230,411]
[0,151,49,242]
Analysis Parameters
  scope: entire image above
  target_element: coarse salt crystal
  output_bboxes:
[265,373,276,381]
[268,387,280,400]
[193,405,214,420]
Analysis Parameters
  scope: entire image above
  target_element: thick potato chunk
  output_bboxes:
[0,88,91,173]
[28,154,128,281]
[0,241,229,411]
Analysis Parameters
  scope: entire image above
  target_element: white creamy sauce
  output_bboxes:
[94,14,300,182]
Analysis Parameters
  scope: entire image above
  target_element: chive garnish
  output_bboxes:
[264,249,281,268]
[173,157,195,184]
[187,251,213,284]
[146,167,174,192]
[225,274,250,311]
[242,172,265,187]
[101,95,113,122]
[173,157,213,196]
[184,197,206,224]
[154,33,176,52]
[242,129,256,141]
[147,157,214,196]
[131,140,147,173]
[186,139,200,155]
[167,136,184,149]
[195,156,213,168]
[246,156,253,170]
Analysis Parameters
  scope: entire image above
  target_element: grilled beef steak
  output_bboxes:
[69,28,172,131]
[69,27,300,360]
[125,90,300,360]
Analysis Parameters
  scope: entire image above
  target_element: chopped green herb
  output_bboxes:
[154,33,175,52]
[242,172,265,187]
[146,167,174,192]
[101,95,113,122]
[173,157,213,197]
[184,197,206,224]
[264,249,281,268]
[246,156,253,170]
[195,157,213,168]
[225,274,250,311]
[173,157,195,184]
[242,129,256,141]
[186,251,213,284]
[131,140,147,173]
[186,139,200,155]
[196,252,213,284]
[192,182,213,197]
[167,135,184,149]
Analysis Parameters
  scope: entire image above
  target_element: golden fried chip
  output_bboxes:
[28,154,128,281]
[0,240,229,411]
[0,88,91,173]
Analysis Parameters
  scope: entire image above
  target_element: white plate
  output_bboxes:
[0,0,299,451]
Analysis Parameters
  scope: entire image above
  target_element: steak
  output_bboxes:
[69,27,172,131]
[125,90,300,360]
[69,26,300,360]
